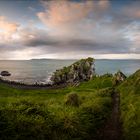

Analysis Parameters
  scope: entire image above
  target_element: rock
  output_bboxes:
[113,71,126,85]
[1,71,11,76]
[50,57,95,85]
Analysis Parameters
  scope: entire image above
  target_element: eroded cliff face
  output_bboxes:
[50,57,95,85]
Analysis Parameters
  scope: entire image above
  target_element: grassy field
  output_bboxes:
[0,75,113,140]
[118,69,140,140]
[0,70,140,140]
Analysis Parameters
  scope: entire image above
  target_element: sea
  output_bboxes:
[0,59,139,84]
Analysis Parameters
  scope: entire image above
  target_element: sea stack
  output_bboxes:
[50,57,95,85]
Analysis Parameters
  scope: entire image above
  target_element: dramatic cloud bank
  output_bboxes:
[0,0,140,59]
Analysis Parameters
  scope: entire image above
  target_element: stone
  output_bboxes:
[1,71,11,76]
[113,71,127,85]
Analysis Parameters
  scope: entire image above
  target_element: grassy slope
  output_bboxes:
[1,70,139,140]
[118,69,140,140]
[0,75,113,140]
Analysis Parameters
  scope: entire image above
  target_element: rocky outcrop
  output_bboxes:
[1,71,11,76]
[50,57,95,85]
[113,71,127,85]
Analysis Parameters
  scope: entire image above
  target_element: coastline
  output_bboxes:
[0,77,67,90]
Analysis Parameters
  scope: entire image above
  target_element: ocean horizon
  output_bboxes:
[0,59,140,84]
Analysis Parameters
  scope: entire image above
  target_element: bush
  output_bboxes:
[65,93,80,107]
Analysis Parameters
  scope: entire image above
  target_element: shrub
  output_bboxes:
[65,93,80,107]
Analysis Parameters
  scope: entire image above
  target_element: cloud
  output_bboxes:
[28,6,36,11]
[124,22,140,53]
[14,26,130,54]
[0,0,140,59]
[37,0,110,37]
[0,16,19,32]
[3,1,138,55]
[0,16,19,40]
[98,0,110,10]
[123,2,140,19]
[37,0,94,26]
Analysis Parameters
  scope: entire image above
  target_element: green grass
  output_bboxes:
[1,70,140,140]
[0,75,113,140]
[118,69,140,140]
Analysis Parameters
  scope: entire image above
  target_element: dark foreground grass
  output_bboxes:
[0,75,113,140]
[118,69,140,140]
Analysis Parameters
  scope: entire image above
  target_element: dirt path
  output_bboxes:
[98,90,122,140]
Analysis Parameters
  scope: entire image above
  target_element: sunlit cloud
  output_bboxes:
[0,16,19,41]
[38,1,93,25]
[37,0,110,37]
[0,0,139,59]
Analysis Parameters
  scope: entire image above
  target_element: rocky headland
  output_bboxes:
[50,57,95,85]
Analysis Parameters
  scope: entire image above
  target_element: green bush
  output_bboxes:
[65,93,80,107]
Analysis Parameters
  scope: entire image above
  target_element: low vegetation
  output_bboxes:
[0,75,113,140]
[0,69,140,140]
[118,69,140,140]
[65,93,80,107]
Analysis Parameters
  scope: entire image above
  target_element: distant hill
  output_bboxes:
[30,58,78,61]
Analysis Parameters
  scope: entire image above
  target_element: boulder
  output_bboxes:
[1,71,11,76]
[50,57,95,85]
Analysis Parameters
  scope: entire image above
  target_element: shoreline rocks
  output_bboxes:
[1,71,11,76]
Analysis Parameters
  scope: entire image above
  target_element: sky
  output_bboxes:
[0,0,140,60]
